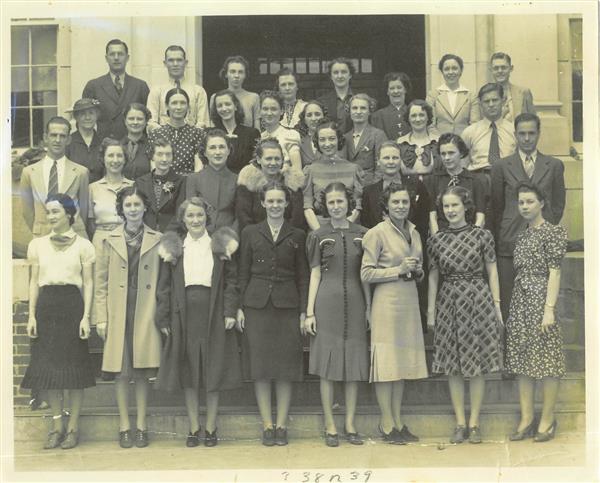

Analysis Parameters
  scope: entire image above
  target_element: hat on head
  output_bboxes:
[66,98,101,114]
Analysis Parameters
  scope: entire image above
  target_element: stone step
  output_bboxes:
[14,402,585,442]
[64,372,585,408]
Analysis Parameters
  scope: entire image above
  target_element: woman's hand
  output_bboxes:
[27,316,38,338]
[494,302,503,327]
[96,322,107,341]
[427,308,435,332]
[400,257,419,275]
[79,317,90,339]
[224,317,236,330]
[160,327,171,338]
[541,306,556,334]
[365,306,371,331]
[235,309,245,333]
[304,315,316,336]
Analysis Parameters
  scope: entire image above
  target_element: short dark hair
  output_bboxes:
[45,116,71,133]
[259,90,284,110]
[404,99,434,128]
[105,39,128,54]
[210,89,245,126]
[313,119,345,153]
[253,137,284,161]
[99,137,125,163]
[490,51,512,65]
[260,180,291,202]
[382,72,412,97]
[437,186,475,224]
[380,182,411,216]
[296,100,328,135]
[516,180,546,203]
[320,182,355,217]
[147,135,172,159]
[115,186,149,221]
[45,193,77,225]
[438,54,464,72]
[219,55,250,83]
[124,102,152,122]
[274,67,299,91]
[164,45,186,59]
[327,57,356,77]
[514,112,541,131]
[437,133,469,159]
[478,83,504,101]
[165,87,190,106]
[198,128,233,165]
[350,93,377,113]
[176,196,214,228]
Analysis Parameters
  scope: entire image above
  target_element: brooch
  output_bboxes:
[162,181,175,194]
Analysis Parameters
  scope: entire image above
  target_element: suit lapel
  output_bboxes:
[116,74,133,112]
[531,153,550,185]
[274,221,294,246]
[453,92,469,117]
[61,160,78,193]
[137,175,159,213]
[31,163,47,200]
[140,227,161,257]
[106,225,128,261]
[353,125,371,158]
[506,154,528,182]
[257,220,275,245]
[100,73,120,105]
[436,91,455,119]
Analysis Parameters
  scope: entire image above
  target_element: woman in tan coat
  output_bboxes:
[95,185,162,449]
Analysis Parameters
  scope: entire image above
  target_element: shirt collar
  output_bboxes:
[109,72,126,84]
[50,228,76,239]
[169,76,186,85]
[437,84,469,93]
[43,155,66,167]
[518,149,538,163]
[183,231,211,247]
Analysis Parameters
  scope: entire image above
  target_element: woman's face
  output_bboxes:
[408,105,428,131]
[442,59,462,85]
[317,127,338,157]
[442,193,466,226]
[257,147,284,177]
[439,142,463,172]
[183,203,207,237]
[261,188,288,220]
[260,97,282,128]
[122,194,146,224]
[167,93,189,120]
[226,62,246,88]
[215,94,236,122]
[350,98,370,125]
[124,108,148,135]
[325,190,348,221]
[278,74,298,103]
[387,190,411,224]
[304,104,324,132]
[377,145,402,177]
[330,62,351,89]
[518,191,544,221]
[205,136,230,170]
[387,79,406,106]
[45,200,70,231]
[75,108,98,131]
[104,145,126,175]
[152,144,173,174]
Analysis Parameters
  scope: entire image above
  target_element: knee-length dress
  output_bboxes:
[361,220,428,382]
[307,222,369,381]
[505,222,567,378]
[428,225,503,377]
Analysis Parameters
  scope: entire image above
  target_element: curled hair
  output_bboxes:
[260,180,291,202]
[319,182,355,217]
[273,67,299,91]
[438,53,464,72]
[296,100,328,136]
[516,181,546,203]
[147,135,172,160]
[115,186,149,221]
[210,89,245,126]
[124,102,152,122]
[45,193,77,225]
[253,137,284,161]
[259,90,284,109]
[105,38,128,54]
[99,137,125,164]
[490,51,512,65]
[437,186,475,225]
[514,112,541,131]
[377,140,401,159]
[350,93,377,113]
[478,83,504,101]
[382,72,412,97]
[176,196,214,229]
[45,116,71,133]
[313,119,345,153]
[219,55,250,83]
[379,182,412,216]
[404,99,434,128]
[198,128,233,166]
[326,57,356,77]
[437,133,469,159]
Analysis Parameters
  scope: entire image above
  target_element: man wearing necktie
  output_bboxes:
[489,52,536,122]
[82,39,150,140]
[490,112,566,321]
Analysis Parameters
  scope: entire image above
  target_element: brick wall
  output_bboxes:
[13,301,32,407]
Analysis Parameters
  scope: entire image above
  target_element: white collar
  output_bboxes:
[183,231,211,247]
[437,84,469,93]
[43,155,66,167]
[519,149,538,163]
[50,228,76,239]
[109,71,126,83]
[169,76,186,85]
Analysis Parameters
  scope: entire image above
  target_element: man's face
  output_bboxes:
[491,58,513,84]
[105,44,129,74]
[515,120,540,154]
[480,90,503,121]
[44,123,71,158]
[164,49,187,79]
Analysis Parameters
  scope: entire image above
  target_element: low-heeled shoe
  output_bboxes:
[205,429,218,447]
[274,427,288,446]
[344,428,364,446]
[135,428,149,448]
[60,430,79,450]
[509,420,536,441]
[43,430,65,449]
[262,428,275,447]
[186,429,201,447]
[378,425,406,445]
[468,426,482,444]
[450,425,468,444]
[533,420,557,443]
[398,425,419,442]
[325,432,339,447]
[119,429,133,448]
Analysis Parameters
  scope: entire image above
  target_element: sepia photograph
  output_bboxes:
[2,1,598,482]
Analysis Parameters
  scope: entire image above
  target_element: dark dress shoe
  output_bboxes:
[324,432,339,447]
[186,429,201,447]
[43,430,65,449]
[274,427,288,446]
[378,425,406,445]
[344,428,364,446]
[262,428,275,447]
[533,420,557,443]
[60,430,79,449]
[509,420,536,441]
[398,425,419,442]
[135,428,149,448]
[204,429,218,447]
[119,429,133,448]
[468,426,482,444]
[450,425,468,444]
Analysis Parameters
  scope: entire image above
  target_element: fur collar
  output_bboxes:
[158,226,239,264]
[237,162,305,192]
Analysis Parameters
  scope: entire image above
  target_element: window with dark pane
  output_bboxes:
[570,18,582,142]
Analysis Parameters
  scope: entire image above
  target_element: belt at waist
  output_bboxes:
[251,274,295,283]
[95,222,122,231]
[515,271,548,279]
[444,272,484,281]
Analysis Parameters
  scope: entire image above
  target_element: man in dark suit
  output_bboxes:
[317,57,354,134]
[490,52,535,122]
[82,39,150,140]
[491,112,565,320]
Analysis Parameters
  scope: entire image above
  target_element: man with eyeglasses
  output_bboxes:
[82,39,150,140]
[146,45,209,132]
[489,52,535,122]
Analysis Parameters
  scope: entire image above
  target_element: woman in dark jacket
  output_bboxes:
[155,198,242,447]
[120,103,153,181]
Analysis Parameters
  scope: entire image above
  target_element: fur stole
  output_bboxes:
[158,226,239,265]
[237,162,305,192]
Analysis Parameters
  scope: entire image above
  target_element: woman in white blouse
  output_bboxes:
[22,193,96,450]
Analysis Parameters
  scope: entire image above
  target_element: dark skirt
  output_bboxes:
[21,285,95,390]
[242,300,303,382]
[181,285,211,390]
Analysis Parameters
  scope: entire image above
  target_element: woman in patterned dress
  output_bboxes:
[427,186,503,444]
[274,67,307,129]
[505,182,568,443]
[304,182,370,447]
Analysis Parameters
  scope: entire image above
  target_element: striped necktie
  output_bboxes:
[488,122,501,165]
[523,155,535,179]
[48,160,59,196]
[114,75,123,96]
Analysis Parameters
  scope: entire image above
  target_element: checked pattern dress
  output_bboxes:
[428,225,503,377]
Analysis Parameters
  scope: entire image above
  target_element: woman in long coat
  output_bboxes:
[155,199,242,447]
[95,186,162,449]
